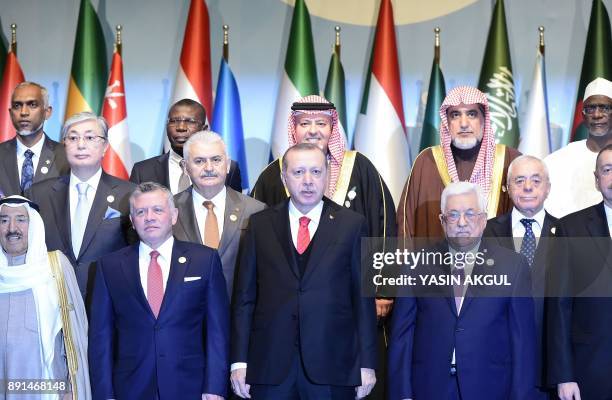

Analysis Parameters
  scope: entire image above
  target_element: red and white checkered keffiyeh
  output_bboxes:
[288,95,346,197]
[439,86,495,197]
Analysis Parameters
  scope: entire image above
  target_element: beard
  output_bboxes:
[452,136,480,150]
[16,120,45,137]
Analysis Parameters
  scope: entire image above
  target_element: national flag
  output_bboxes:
[212,58,249,189]
[0,26,7,79]
[101,46,132,179]
[324,28,348,145]
[419,29,446,151]
[353,0,410,205]
[65,0,107,119]
[477,0,520,147]
[0,50,25,142]
[519,30,551,159]
[270,0,319,158]
[570,0,612,142]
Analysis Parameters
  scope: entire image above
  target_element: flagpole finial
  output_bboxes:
[115,25,122,55]
[434,27,441,63]
[10,23,17,54]
[223,25,229,62]
[538,26,545,55]
[334,26,341,58]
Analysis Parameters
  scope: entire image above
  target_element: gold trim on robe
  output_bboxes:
[331,150,357,206]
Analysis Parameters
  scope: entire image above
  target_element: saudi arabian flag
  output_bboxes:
[65,0,107,120]
[570,0,612,142]
[324,47,348,145]
[477,0,519,147]
[419,56,446,151]
[270,0,319,158]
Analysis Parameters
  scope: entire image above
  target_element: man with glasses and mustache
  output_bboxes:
[388,181,537,400]
[130,98,243,193]
[0,82,69,196]
[397,86,521,240]
[544,77,612,218]
[26,112,135,300]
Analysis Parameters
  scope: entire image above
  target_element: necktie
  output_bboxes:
[147,250,164,318]
[20,149,34,193]
[453,267,465,313]
[71,182,89,257]
[520,218,537,266]
[297,216,311,254]
[178,170,191,192]
[203,201,220,248]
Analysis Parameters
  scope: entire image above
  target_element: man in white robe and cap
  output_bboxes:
[0,195,90,400]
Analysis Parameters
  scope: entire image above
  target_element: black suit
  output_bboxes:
[0,135,69,196]
[484,210,558,394]
[27,172,136,300]
[546,202,612,399]
[231,198,377,392]
[130,152,243,192]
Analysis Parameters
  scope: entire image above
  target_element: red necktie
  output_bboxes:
[297,216,311,254]
[147,250,164,318]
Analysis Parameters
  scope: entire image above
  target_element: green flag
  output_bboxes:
[324,47,348,144]
[0,21,7,78]
[477,0,519,147]
[570,0,612,142]
[419,57,446,151]
[65,0,107,120]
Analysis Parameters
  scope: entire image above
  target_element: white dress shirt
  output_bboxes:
[511,207,546,251]
[604,204,612,237]
[69,168,103,224]
[16,135,45,181]
[192,187,226,243]
[138,236,174,295]
[168,149,189,194]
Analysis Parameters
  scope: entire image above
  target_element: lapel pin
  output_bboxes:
[178,256,187,264]
[347,189,356,200]
[344,201,351,208]
[106,195,115,203]
[40,166,49,174]
[550,226,556,235]
[229,214,238,222]
[45,159,51,165]
[329,214,335,220]
[502,185,507,193]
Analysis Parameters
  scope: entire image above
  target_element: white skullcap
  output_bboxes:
[583,77,612,101]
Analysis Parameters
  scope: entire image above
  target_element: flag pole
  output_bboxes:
[115,25,122,56]
[434,27,440,63]
[223,25,229,62]
[334,25,341,58]
[10,24,16,54]
[538,26,545,55]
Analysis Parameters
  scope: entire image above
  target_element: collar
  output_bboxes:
[16,134,46,158]
[604,203,612,226]
[140,235,175,258]
[69,168,103,191]
[288,199,324,225]
[511,207,546,230]
[192,186,227,210]
[169,149,183,163]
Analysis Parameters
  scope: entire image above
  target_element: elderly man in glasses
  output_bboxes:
[26,112,135,300]
[544,77,612,217]
[388,181,537,400]
[130,99,243,193]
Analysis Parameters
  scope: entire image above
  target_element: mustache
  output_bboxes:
[200,171,219,178]
[5,231,22,239]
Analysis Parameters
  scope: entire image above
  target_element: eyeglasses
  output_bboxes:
[64,134,106,145]
[583,104,612,115]
[441,211,484,224]
[510,176,545,188]
[167,117,204,127]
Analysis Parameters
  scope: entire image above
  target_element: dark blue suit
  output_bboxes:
[88,240,230,400]
[387,241,538,400]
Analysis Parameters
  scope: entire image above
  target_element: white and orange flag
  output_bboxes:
[101,50,132,179]
[353,0,410,205]
[166,0,213,151]
[0,50,25,142]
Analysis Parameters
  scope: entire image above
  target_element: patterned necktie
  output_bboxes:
[203,201,220,248]
[453,267,465,313]
[147,250,164,318]
[71,182,90,257]
[520,218,537,266]
[178,170,191,193]
[20,149,35,193]
[297,216,311,254]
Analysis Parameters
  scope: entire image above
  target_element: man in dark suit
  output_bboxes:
[130,98,242,193]
[0,81,69,196]
[89,182,229,400]
[231,143,377,399]
[484,155,557,398]
[27,112,135,300]
[388,181,537,400]
[173,131,265,298]
[547,144,612,400]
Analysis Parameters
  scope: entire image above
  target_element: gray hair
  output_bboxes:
[129,182,176,214]
[440,181,487,213]
[62,112,109,139]
[183,130,228,161]
[507,155,550,183]
[13,81,50,109]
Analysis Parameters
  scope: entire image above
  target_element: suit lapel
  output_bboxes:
[587,203,610,260]
[271,201,300,279]
[175,188,203,243]
[218,189,243,257]
[160,152,171,188]
[158,241,189,317]
[78,173,115,259]
[1,139,20,194]
[33,137,56,183]
[302,200,336,281]
[491,213,515,251]
[49,177,75,260]
[120,245,154,317]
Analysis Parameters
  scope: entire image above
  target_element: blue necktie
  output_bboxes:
[20,149,34,193]
[519,219,537,266]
